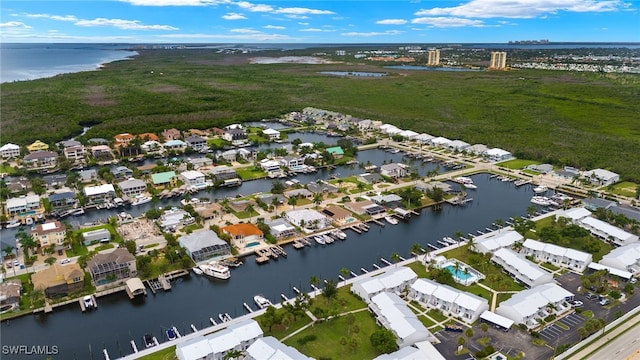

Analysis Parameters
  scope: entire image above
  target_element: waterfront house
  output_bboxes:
[260,159,281,172]
[370,194,403,206]
[26,140,49,152]
[0,279,22,313]
[0,143,20,158]
[42,174,67,189]
[48,192,78,211]
[221,223,264,248]
[140,140,164,154]
[414,133,435,145]
[151,171,177,188]
[6,194,40,216]
[352,266,418,303]
[491,248,553,288]
[237,148,253,161]
[61,140,87,161]
[175,319,263,360]
[118,143,141,157]
[399,130,419,140]
[578,216,639,246]
[265,218,297,239]
[84,184,116,203]
[159,208,195,231]
[583,197,618,211]
[466,144,489,155]
[369,292,435,348]
[220,149,238,162]
[178,230,230,262]
[307,180,338,194]
[189,157,213,169]
[322,205,354,224]
[285,209,331,232]
[262,128,280,140]
[415,181,453,194]
[599,243,640,274]
[408,278,489,323]
[520,239,592,272]
[162,128,182,141]
[326,146,344,159]
[556,207,592,224]
[180,170,207,189]
[245,336,313,360]
[484,148,512,162]
[118,178,147,197]
[82,228,112,245]
[283,188,313,199]
[32,263,84,298]
[31,220,66,255]
[525,164,554,174]
[358,172,383,185]
[137,133,159,142]
[110,166,134,180]
[164,139,187,152]
[582,168,619,186]
[279,156,305,169]
[430,136,451,147]
[496,283,573,329]
[473,230,523,254]
[446,140,470,152]
[90,145,113,161]
[23,150,58,169]
[86,248,137,285]
[4,177,29,194]
[380,163,408,179]
[185,135,207,151]
[210,166,238,181]
[114,133,134,144]
[78,168,99,183]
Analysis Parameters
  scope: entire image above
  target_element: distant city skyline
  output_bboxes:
[1,0,638,43]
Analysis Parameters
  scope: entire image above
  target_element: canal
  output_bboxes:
[0,173,541,359]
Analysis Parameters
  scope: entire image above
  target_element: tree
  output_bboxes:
[312,193,323,208]
[2,245,15,260]
[527,205,537,218]
[481,323,489,332]
[410,242,423,257]
[457,336,466,346]
[17,230,38,263]
[245,204,255,223]
[390,252,401,267]
[288,196,298,210]
[340,268,350,285]
[370,328,398,353]
[44,257,57,267]
[322,279,338,304]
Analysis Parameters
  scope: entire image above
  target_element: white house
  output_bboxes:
[6,195,40,215]
[84,184,116,203]
[414,133,435,144]
[496,283,573,329]
[467,144,489,155]
[180,170,207,189]
[369,292,435,348]
[380,163,408,179]
[399,130,419,139]
[521,239,592,272]
[583,169,619,186]
[164,139,187,152]
[599,243,640,274]
[245,336,313,360]
[474,230,523,254]
[262,128,280,140]
[430,136,451,147]
[260,159,281,172]
[175,319,263,360]
[351,267,418,302]
[556,207,592,224]
[0,143,20,158]
[374,341,446,360]
[484,148,512,162]
[579,216,639,246]
[446,140,470,152]
[408,278,489,323]
[492,248,554,288]
[117,178,147,197]
[284,209,331,232]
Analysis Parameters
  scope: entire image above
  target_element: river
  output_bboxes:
[0,172,541,359]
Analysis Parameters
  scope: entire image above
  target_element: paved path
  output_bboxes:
[568,312,640,360]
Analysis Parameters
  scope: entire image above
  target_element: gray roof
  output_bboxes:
[178,230,229,253]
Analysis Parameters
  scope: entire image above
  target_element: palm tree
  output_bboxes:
[309,275,320,296]
[455,230,464,243]
[495,218,505,230]
[223,349,244,360]
[44,257,57,267]
[17,230,37,265]
[245,204,255,223]
[2,245,15,260]
[527,205,537,218]
[313,193,323,208]
[390,252,400,267]
[287,196,298,210]
[271,197,280,217]
[410,243,423,257]
[340,268,350,285]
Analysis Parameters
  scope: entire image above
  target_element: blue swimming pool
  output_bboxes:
[445,265,473,281]
[245,242,260,248]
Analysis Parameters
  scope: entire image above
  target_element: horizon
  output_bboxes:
[1,0,638,43]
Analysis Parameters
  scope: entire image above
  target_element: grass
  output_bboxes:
[540,262,561,272]
[311,285,369,314]
[94,243,115,251]
[407,261,429,278]
[283,310,382,360]
[419,315,437,328]
[496,292,514,304]
[0,164,17,174]
[606,181,638,198]
[582,310,594,318]
[137,346,176,360]
[256,308,313,340]
[499,159,540,170]
[427,309,448,322]
[235,167,267,180]
[531,217,614,262]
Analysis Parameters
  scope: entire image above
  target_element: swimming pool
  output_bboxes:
[445,265,473,281]
[438,260,484,286]
[245,242,260,248]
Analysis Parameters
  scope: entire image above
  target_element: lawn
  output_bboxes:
[311,285,369,314]
[138,346,176,360]
[498,159,540,170]
[256,307,313,340]
[235,166,267,181]
[427,309,448,322]
[607,181,638,198]
[0,164,17,174]
[496,292,514,305]
[284,310,382,360]
[418,315,437,328]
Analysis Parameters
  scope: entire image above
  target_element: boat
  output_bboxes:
[453,176,477,189]
[82,295,95,310]
[314,236,326,245]
[218,313,232,322]
[254,295,273,309]
[5,220,21,229]
[332,230,347,240]
[192,267,203,275]
[143,334,155,348]
[530,196,551,206]
[384,216,399,225]
[166,327,178,341]
[199,262,230,280]
[131,196,152,206]
[71,208,85,216]
[533,185,548,194]
[322,234,334,244]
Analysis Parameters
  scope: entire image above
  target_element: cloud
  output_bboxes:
[158,32,293,41]
[235,1,273,12]
[222,13,247,20]
[414,0,627,19]
[0,21,32,28]
[298,22,309,26]
[75,18,178,30]
[22,13,78,22]
[376,19,408,25]
[412,17,485,27]
[341,30,402,37]
[299,28,334,32]
[264,25,285,29]
[274,7,334,15]
[230,28,260,33]
[286,15,309,19]
[120,0,223,6]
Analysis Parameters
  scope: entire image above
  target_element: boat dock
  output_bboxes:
[370,218,385,227]
[79,295,97,312]
[270,245,287,257]
[514,179,532,187]
[292,240,305,249]
[163,270,189,281]
[157,275,172,291]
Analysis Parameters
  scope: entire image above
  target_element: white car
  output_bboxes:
[13,259,19,266]
[571,300,584,308]
[59,259,71,264]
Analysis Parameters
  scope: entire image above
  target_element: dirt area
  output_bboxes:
[117,218,165,249]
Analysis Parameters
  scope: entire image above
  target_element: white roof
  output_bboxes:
[353,267,417,298]
[475,230,523,253]
[180,170,205,180]
[492,248,552,285]
[262,128,280,135]
[42,222,57,231]
[588,262,633,279]
[584,168,619,181]
[411,279,488,313]
[497,283,573,319]
[245,336,313,360]
[558,207,592,222]
[414,133,434,141]
[370,292,432,341]
[447,140,470,149]
[485,148,511,156]
[176,337,212,360]
[410,278,439,296]
[480,310,514,329]
[399,130,419,138]
[431,136,451,145]
[522,238,546,251]
[0,143,20,150]
[84,184,115,196]
[432,285,459,303]
[285,209,327,223]
[581,217,637,243]
[206,319,263,354]
[600,243,640,270]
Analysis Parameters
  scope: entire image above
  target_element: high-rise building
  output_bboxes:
[427,49,440,66]
[490,51,507,69]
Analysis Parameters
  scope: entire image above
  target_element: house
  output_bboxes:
[262,128,280,140]
[578,216,639,246]
[408,278,489,323]
[414,133,435,144]
[446,140,470,152]
[164,139,187,152]
[496,283,573,329]
[599,243,640,274]
[265,218,297,239]
[322,205,353,224]
[466,144,489,155]
[556,207,592,224]
[307,181,338,194]
[220,149,238,162]
[583,197,618,211]
[31,221,66,255]
[492,248,554,288]
[151,171,177,188]
[62,140,87,161]
[137,132,159,142]
[82,228,112,246]
[189,157,213,169]
[326,146,344,158]
[118,178,147,197]
[473,230,523,254]
[32,263,84,297]
[90,145,113,160]
[178,230,230,263]
[26,140,49,152]
[583,169,620,186]
[399,130,419,140]
[0,279,22,313]
[415,181,453,194]
[5,195,40,216]
[484,148,512,162]
[380,163,408,179]
[283,188,313,199]
[369,292,435,348]
[86,248,137,285]
[110,166,133,180]
[185,135,207,150]
[525,164,554,174]
[521,239,592,272]
[87,138,109,145]
[374,341,446,360]
[140,140,164,154]
[285,209,331,231]
[114,133,134,144]
[84,184,116,203]
[48,192,78,211]
[351,267,418,302]
[245,336,313,360]
[260,159,281,172]
[23,150,58,169]
[159,208,195,231]
[180,170,207,189]
[279,156,305,169]
[370,194,403,206]
[210,166,238,181]
[222,128,247,143]
[42,174,67,189]
[0,143,20,158]
[344,199,382,215]
[430,136,451,147]
[175,319,263,360]
[237,148,253,161]
[221,223,264,248]
[4,177,29,194]
[358,173,383,185]
[79,168,99,183]
[162,128,181,141]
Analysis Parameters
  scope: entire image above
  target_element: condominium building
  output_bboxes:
[490,51,507,69]
[427,49,440,66]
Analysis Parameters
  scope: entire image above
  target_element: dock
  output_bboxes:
[255,255,270,264]
[157,275,172,291]
[292,240,305,249]
[514,179,531,187]
[349,225,362,234]
[370,218,385,227]
[145,279,162,294]
[270,244,287,257]
[163,270,189,281]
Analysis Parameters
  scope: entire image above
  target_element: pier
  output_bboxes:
[349,225,362,234]
[370,218,385,227]
[157,275,172,291]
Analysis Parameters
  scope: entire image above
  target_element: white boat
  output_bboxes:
[192,267,203,275]
[314,236,326,245]
[132,196,152,206]
[199,262,230,280]
[5,220,21,229]
[71,208,85,216]
[254,295,273,309]
[444,236,457,245]
[332,230,347,240]
[322,234,334,244]
[530,196,551,206]
[533,185,548,194]
[453,176,478,189]
[83,295,95,310]
[384,216,399,225]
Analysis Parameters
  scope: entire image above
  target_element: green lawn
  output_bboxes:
[137,346,176,360]
[284,310,382,360]
[427,309,448,322]
[311,285,369,314]
[607,181,638,198]
[407,261,429,278]
[531,217,614,262]
[419,315,437,328]
[496,292,514,305]
[0,164,17,174]
[236,166,267,180]
[498,159,540,170]
[256,308,313,340]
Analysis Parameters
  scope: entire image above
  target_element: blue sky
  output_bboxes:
[1,0,638,43]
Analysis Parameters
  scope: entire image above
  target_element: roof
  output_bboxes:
[32,263,84,291]
[84,184,115,196]
[580,217,637,242]
[32,221,64,235]
[474,230,523,253]
[221,223,263,237]
[480,310,514,329]
[151,171,176,184]
[584,168,619,181]
[370,292,432,342]
[485,148,511,156]
[262,128,280,135]
[588,262,633,279]
[164,139,187,147]
[0,143,20,151]
[24,150,58,160]
[118,178,146,190]
[493,248,552,282]
[322,205,352,219]
[326,146,344,155]
[180,170,205,180]
[48,192,76,201]
[178,230,229,253]
[599,243,640,270]
[558,207,592,222]
[411,278,488,312]
[246,336,312,360]
[497,283,573,320]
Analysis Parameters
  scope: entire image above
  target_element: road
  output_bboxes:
[585,320,640,360]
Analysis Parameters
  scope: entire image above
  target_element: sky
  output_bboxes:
[1,0,638,43]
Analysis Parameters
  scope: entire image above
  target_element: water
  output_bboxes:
[445,265,473,281]
[0,43,138,83]
[0,173,541,358]
[385,65,484,72]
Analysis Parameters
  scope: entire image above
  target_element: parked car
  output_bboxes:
[59,258,71,264]
[5,261,12,268]
[599,298,610,306]
[571,300,584,308]
[631,278,637,285]
[585,293,597,300]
